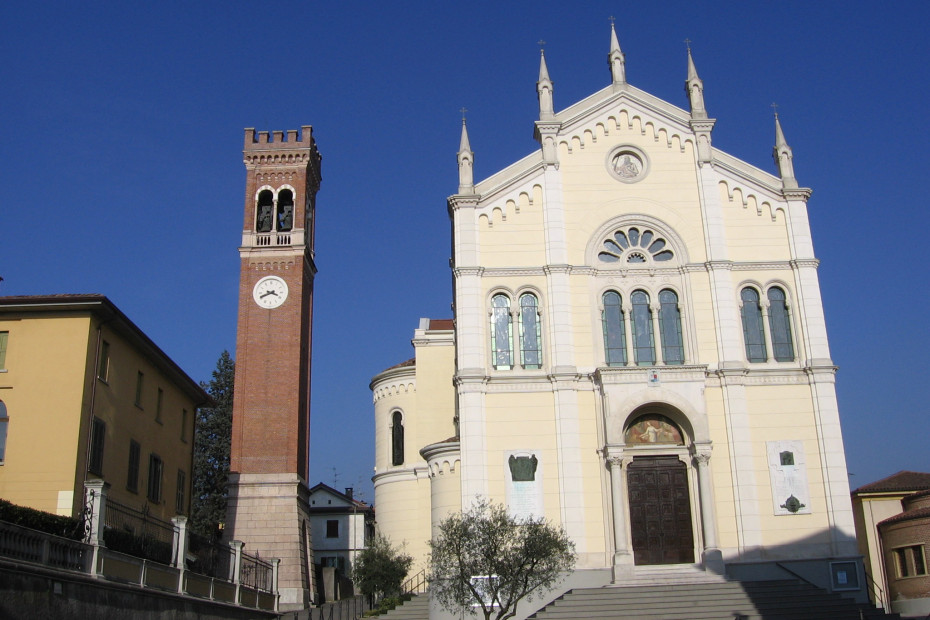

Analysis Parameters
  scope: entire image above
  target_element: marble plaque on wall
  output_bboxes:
[504,451,543,520]
[766,440,811,515]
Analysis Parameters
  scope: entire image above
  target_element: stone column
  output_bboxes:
[622,308,635,366]
[760,300,774,362]
[693,445,724,573]
[271,558,281,611]
[606,452,633,580]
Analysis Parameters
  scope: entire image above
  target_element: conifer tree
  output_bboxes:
[190,351,234,537]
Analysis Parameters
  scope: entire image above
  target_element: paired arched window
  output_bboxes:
[602,289,684,367]
[255,187,295,233]
[740,286,795,363]
[391,411,404,466]
[0,401,8,464]
[490,292,543,370]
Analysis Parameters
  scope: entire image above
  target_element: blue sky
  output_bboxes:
[2,2,927,502]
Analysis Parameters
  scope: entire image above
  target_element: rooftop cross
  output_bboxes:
[684,38,692,51]
[771,102,779,119]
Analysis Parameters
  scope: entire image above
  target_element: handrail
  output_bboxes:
[773,561,820,588]
[402,568,428,595]
[862,568,886,610]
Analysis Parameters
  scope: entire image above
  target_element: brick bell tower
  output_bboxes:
[226,126,321,609]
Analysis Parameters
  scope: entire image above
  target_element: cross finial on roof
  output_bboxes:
[771,102,779,119]
[460,107,468,121]
[684,38,692,51]
[538,39,546,51]
[609,16,615,26]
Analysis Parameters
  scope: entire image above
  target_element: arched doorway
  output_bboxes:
[624,413,695,565]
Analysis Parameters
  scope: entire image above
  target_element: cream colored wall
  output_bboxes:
[853,494,905,600]
[414,343,456,445]
[0,312,197,522]
[95,323,199,522]
[0,315,90,514]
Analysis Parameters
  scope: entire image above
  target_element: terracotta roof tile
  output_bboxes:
[878,505,930,527]
[852,471,930,494]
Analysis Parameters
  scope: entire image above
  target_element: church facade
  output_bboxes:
[372,26,861,602]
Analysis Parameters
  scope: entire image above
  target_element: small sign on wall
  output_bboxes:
[766,440,811,515]
[504,451,544,520]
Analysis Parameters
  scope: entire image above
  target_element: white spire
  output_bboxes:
[685,45,707,119]
[609,20,626,85]
[457,115,474,195]
[772,110,798,189]
[537,47,555,120]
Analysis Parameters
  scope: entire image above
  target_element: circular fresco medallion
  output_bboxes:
[607,145,649,183]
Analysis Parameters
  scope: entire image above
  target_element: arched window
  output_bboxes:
[518,293,542,369]
[0,401,8,464]
[631,290,655,366]
[277,189,294,232]
[659,289,684,365]
[602,291,627,366]
[767,287,794,362]
[490,294,513,370]
[391,411,404,466]
[740,288,767,362]
[256,190,274,232]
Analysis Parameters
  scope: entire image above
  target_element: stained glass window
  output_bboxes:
[659,289,684,365]
[741,288,767,362]
[767,287,794,362]
[602,291,627,366]
[631,291,655,366]
[491,294,513,369]
[519,294,542,369]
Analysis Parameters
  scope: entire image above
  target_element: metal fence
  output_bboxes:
[241,551,274,592]
[102,499,176,565]
[188,531,233,581]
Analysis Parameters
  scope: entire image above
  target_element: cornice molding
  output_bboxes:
[782,187,813,201]
[595,365,708,385]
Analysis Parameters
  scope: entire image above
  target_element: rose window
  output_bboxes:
[598,227,674,264]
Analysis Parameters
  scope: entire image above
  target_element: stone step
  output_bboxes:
[378,593,429,620]
[527,580,900,620]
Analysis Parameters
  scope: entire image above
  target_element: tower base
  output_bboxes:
[226,472,314,610]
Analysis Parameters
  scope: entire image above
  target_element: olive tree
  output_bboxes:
[352,533,413,601]
[428,499,576,620]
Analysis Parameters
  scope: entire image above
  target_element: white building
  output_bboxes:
[307,483,374,577]
[372,26,862,614]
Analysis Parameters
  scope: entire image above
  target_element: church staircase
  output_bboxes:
[377,593,429,619]
[526,579,900,620]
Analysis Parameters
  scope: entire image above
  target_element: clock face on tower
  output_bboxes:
[252,276,288,309]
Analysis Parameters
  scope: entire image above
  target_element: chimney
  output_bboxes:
[345,487,353,500]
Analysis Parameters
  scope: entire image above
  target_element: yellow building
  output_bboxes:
[372,26,863,609]
[0,294,209,523]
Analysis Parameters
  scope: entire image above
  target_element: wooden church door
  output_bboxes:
[628,455,695,565]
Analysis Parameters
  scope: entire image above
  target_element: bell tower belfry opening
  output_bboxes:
[225,126,321,610]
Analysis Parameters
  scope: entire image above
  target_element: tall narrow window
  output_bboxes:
[127,440,140,492]
[256,189,274,232]
[391,411,404,466]
[147,454,163,503]
[176,469,186,513]
[0,331,8,370]
[519,293,542,369]
[0,401,8,464]
[631,291,655,366]
[602,291,627,366]
[490,294,513,370]
[659,289,684,365]
[277,189,294,232]
[89,417,106,475]
[740,288,767,362]
[767,287,795,362]
[134,371,144,407]
[326,519,339,538]
[156,388,163,423]
[97,341,110,381]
